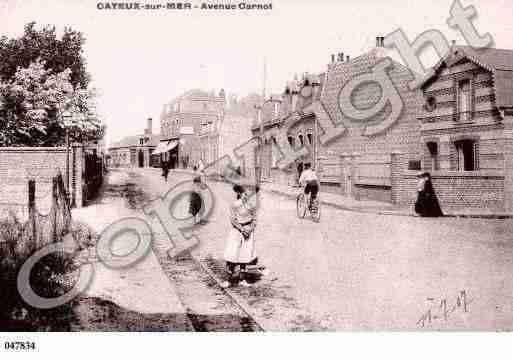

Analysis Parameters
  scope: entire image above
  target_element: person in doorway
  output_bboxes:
[414,172,443,217]
[189,176,204,225]
[298,163,319,209]
[222,184,257,288]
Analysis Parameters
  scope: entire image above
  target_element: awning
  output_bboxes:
[153,140,179,155]
[165,140,178,151]
[153,141,168,154]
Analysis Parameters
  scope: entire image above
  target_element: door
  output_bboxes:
[138,150,144,167]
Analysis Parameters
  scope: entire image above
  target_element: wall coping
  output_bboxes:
[403,169,504,178]
[0,147,68,152]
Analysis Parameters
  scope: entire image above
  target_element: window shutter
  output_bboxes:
[455,80,460,121]
[473,141,479,170]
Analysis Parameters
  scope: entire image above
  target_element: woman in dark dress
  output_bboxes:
[414,172,443,217]
[189,176,203,224]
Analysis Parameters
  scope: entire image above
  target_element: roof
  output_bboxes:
[421,45,513,108]
[109,133,162,149]
[169,89,225,104]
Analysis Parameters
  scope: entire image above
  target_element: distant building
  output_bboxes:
[160,89,225,169]
[108,118,161,168]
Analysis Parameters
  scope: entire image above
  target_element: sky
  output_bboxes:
[1,0,512,144]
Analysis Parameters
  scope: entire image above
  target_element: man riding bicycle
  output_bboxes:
[298,163,319,209]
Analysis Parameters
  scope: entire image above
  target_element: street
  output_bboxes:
[105,167,513,331]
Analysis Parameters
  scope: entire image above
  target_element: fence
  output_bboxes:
[1,173,71,259]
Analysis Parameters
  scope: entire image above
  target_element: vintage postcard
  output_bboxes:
[0,0,512,356]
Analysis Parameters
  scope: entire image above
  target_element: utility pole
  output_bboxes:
[255,57,267,186]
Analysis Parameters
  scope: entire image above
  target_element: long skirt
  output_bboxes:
[223,226,257,264]
[189,192,202,216]
[415,192,443,217]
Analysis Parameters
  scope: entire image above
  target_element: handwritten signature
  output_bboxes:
[417,290,471,327]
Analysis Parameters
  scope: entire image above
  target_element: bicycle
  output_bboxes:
[296,190,321,222]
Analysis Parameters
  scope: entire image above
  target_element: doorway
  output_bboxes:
[138,150,144,168]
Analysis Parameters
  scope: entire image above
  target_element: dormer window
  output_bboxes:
[424,95,437,112]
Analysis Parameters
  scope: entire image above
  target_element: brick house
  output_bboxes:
[409,45,513,211]
[252,40,422,203]
[160,89,225,168]
[108,118,162,168]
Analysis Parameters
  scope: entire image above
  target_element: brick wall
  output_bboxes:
[320,51,422,158]
[391,152,505,211]
[353,184,391,202]
[0,146,84,220]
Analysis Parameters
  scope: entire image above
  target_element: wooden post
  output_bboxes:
[28,179,36,251]
[52,176,59,242]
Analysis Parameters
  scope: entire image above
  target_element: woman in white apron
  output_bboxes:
[222,184,257,287]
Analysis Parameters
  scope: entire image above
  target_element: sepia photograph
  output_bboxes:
[1,0,513,356]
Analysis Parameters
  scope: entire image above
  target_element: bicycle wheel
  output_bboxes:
[296,193,307,218]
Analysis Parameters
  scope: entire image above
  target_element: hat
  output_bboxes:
[416,171,430,178]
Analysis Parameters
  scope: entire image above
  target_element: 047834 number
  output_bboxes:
[4,341,36,350]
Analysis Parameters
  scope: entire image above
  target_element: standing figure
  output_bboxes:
[162,161,170,182]
[189,176,204,225]
[222,184,257,288]
[414,172,443,217]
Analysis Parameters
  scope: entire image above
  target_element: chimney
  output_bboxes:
[376,36,385,48]
[338,52,344,62]
[145,118,153,135]
[291,78,299,111]
[273,102,280,119]
[346,55,350,62]
[331,54,335,63]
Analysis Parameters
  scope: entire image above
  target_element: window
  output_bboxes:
[287,136,295,148]
[307,133,313,145]
[139,138,144,145]
[298,134,304,147]
[454,139,478,171]
[408,160,421,171]
[426,142,439,170]
[271,137,279,168]
[458,79,471,121]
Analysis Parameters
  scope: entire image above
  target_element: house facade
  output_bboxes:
[108,118,161,168]
[410,45,513,211]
